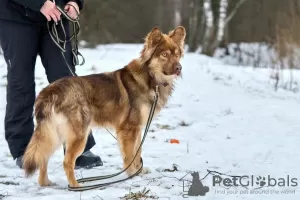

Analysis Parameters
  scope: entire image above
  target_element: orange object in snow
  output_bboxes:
[169,139,180,144]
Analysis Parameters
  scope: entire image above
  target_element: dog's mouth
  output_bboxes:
[163,70,182,77]
[162,63,183,77]
[175,63,182,77]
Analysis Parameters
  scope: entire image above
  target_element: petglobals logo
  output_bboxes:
[212,175,298,188]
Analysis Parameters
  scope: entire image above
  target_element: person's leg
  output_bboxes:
[0,20,39,165]
[38,20,103,168]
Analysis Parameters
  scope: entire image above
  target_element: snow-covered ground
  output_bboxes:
[0,44,299,200]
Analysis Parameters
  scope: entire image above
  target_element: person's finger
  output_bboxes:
[68,12,76,19]
[45,14,51,21]
[53,9,61,20]
[68,8,77,19]
[50,13,58,23]
[71,6,79,15]
[64,4,70,12]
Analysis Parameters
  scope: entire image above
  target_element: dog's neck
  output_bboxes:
[125,58,174,91]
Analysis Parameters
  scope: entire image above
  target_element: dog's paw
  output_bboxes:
[125,167,137,177]
[38,179,54,187]
[140,167,151,175]
[69,182,81,188]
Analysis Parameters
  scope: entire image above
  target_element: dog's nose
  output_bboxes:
[176,63,182,72]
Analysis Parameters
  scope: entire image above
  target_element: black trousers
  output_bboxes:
[0,19,96,160]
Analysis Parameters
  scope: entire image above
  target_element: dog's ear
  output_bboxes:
[140,27,163,61]
[168,26,186,48]
[144,26,163,48]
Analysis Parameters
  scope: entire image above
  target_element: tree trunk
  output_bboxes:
[173,0,182,27]
[201,0,247,56]
[201,0,214,55]
[208,0,228,55]
[188,0,201,52]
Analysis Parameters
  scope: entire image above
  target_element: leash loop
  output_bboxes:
[47,3,83,77]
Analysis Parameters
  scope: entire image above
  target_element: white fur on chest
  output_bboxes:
[140,103,151,126]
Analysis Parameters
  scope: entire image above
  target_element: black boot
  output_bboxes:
[16,156,23,169]
[16,150,103,169]
[75,150,103,169]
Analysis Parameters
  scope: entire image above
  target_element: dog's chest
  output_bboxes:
[139,90,159,126]
[138,86,172,126]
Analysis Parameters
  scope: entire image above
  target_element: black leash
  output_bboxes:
[48,4,160,192]
[47,4,85,76]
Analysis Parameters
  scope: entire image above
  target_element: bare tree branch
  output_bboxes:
[224,0,248,26]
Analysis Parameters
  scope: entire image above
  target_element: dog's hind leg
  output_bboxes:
[23,119,61,187]
[116,126,141,176]
[62,113,91,187]
[63,127,90,187]
[38,158,52,186]
[38,119,64,187]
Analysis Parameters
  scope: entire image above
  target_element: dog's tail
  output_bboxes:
[23,93,60,177]
[23,121,57,177]
[34,89,58,122]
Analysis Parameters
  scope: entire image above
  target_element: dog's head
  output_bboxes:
[140,26,186,86]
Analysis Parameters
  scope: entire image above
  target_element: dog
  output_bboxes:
[22,26,186,187]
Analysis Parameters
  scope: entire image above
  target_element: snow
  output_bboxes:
[0,44,300,199]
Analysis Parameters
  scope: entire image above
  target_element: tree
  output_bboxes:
[201,0,248,56]
[187,0,202,52]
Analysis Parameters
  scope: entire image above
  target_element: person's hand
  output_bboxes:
[64,1,80,19]
[40,0,61,23]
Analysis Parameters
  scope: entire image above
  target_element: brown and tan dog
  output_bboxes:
[22,26,186,187]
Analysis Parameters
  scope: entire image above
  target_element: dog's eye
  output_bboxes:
[175,54,180,58]
[162,52,167,57]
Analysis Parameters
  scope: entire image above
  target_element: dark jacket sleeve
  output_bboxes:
[67,0,84,10]
[11,0,46,11]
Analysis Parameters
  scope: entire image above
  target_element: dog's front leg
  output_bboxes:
[116,126,141,176]
[134,131,142,170]
[134,131,151,175]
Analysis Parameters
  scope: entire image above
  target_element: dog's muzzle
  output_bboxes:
[175,63,182,75]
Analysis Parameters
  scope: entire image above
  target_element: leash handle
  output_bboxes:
[47,3,84,77]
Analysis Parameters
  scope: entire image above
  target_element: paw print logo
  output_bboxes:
[256,176,266,187]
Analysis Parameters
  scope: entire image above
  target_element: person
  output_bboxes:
[0,0,103,169]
